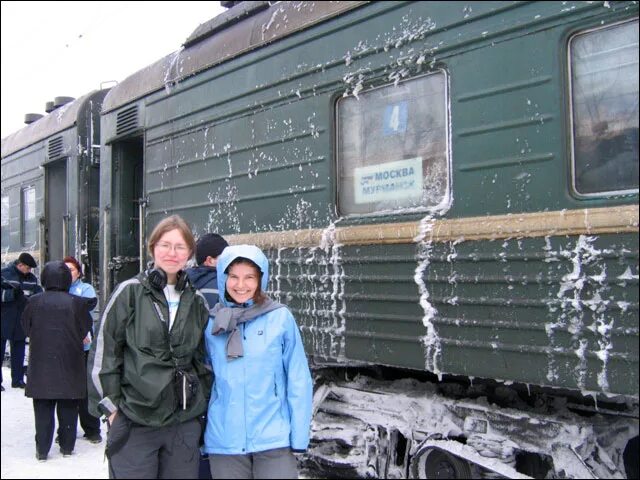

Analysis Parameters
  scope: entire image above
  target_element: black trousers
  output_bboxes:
[33,398,79,455]
[78,351,101,437]
[0,337,26,385]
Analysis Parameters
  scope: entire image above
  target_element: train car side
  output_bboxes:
[98,1,638,478]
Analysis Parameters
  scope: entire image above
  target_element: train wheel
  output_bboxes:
[410,447,472,479]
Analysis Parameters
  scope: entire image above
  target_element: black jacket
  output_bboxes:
[21,261,91,399]
[1,261,42,340]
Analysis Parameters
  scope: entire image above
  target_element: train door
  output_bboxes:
[45,159,68,261]
[109,138,144,290]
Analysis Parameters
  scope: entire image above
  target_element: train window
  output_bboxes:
[569,19,639,196]
[21,186,37,246]
[1,195,9,247]
[336,71,449,216]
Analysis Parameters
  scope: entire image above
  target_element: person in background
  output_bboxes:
[21,261,92,461]
[88,215,211,479]
[63,256,102,444]
[185,233,228,480]
[203,244,313,479]
[186,233,229,309]
[1,252,42,391]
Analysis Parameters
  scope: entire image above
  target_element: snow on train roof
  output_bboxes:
[101,1,366,114]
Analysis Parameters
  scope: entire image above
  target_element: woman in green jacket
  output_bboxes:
[88,215,211,479]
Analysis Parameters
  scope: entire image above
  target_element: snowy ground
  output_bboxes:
[1,367,108,479]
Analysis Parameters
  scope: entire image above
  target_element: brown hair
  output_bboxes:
[225,257,267,304]
[147,215,196,260]
[63,256,83,278]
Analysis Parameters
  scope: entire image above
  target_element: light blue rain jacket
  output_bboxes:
[69,279,97,352]
[203,245,313,454]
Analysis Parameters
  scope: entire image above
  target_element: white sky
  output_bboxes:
[0,1,226,139]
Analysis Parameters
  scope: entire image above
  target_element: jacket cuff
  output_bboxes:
[98,397,118,417]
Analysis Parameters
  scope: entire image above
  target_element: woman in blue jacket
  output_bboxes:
[63,256,101,443]
[204,244,313,479]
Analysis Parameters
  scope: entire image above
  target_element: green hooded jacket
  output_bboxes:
[87,272,211,427]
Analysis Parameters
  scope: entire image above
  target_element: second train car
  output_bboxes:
[1,90,108,292]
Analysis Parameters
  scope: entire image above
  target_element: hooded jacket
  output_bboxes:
[185,265,220,309]
[203,245,313,455]
[87,270,211,427]
[1,260,43,340]
[21,261,91,399]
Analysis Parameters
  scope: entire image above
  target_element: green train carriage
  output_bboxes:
[1,90,108,290]
[98,1,638,478]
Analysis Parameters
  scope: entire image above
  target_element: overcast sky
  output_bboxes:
[0,1,226,139]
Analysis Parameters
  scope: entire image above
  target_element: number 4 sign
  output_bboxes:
[383,101,408,136]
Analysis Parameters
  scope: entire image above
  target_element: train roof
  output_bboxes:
[1,89,108,158]
[102,0,366,114]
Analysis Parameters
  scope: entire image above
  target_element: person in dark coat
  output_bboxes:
[1,252,42,391]
[186,233,229,309]
[21,261,92,461]
[185,232,228,480]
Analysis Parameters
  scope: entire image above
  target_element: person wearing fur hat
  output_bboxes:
[1,252,42,391]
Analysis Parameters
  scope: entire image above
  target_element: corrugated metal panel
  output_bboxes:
[264,233,638,395]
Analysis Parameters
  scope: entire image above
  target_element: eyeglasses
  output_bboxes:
[155,242,190,255]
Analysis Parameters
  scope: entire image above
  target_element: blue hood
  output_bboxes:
[217,245,269,306]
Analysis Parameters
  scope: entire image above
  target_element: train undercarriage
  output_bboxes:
[302,368,639,479]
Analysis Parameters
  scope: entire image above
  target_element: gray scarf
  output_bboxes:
[210,297,285,359]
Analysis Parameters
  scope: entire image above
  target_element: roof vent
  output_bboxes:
[24,113,44,124]
[45,101,55,113]
[53,96,75,108]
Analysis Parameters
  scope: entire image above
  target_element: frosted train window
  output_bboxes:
[21,186,37,246]
[1,195,8,227]
[570,19,639,196]
[1,195,9,247]
[336,72,450,215]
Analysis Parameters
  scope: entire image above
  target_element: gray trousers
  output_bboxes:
[108,417,201,479]
[209,447,298,479]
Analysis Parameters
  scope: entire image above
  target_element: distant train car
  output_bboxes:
[98,1,638,478]
[1,90,108,291]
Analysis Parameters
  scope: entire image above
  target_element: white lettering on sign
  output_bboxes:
[354,157,423,204]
